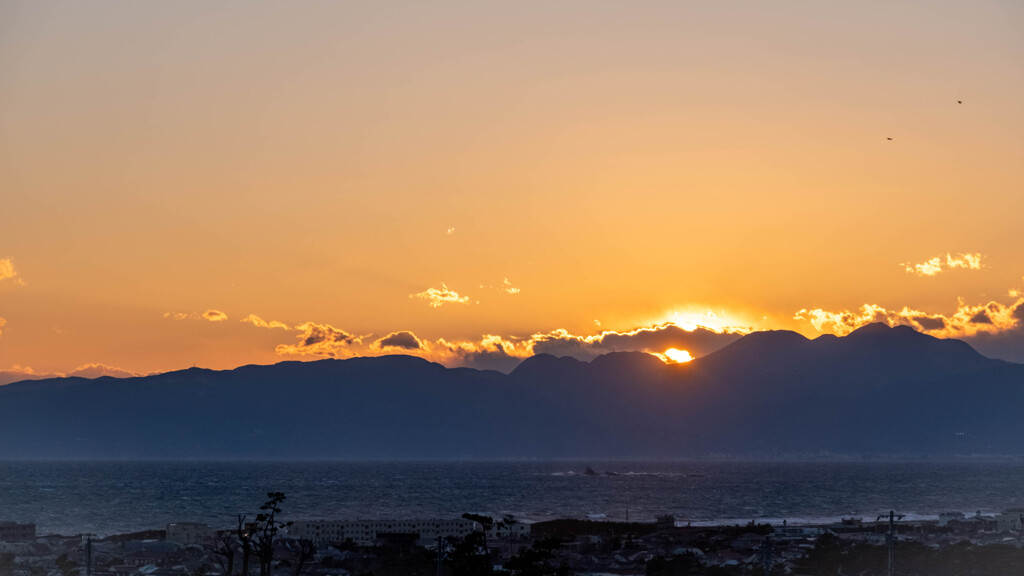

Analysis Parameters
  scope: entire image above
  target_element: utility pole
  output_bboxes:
[876,510,903,576]
[85,534,93,576]
[436,535,443,576]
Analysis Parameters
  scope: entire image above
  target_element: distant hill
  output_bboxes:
[2,324,1022,459]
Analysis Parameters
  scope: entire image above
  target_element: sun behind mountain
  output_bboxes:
[662,348,693,363]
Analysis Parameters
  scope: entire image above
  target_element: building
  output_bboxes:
[0,522,35,542]
[995,508,1024,533]
[937,512,965,527]
[287,518,477,547]
[165,522,213,545]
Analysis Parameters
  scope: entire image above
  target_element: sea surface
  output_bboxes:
[1,460,1022,537]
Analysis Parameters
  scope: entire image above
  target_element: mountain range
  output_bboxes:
[2,323,1022,459]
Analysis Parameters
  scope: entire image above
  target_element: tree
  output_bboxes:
[214,493,293,576]
[448,532,492,576]
[251,492,292,576]
[496,515,519,559]
[461,513,494,551]
[503,538,568,576]
[289,539,317,576]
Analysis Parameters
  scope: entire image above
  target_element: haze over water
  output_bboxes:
[5,460,1023,537]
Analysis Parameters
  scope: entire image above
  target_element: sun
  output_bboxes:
[662,348,693,363]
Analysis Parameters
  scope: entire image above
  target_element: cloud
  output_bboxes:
[202,310,228,322]
[0,258,24,285]
[430,334,531,372]
[240,314,291,330]
[502,277,520,295]
[66,363,140,379]
[164,310,228,322]
[275,321,362,357]
[374,331,424,351]
[0,259,16,281]
[903,252,984,276]
[0,317,5,337]
[0,363,141,386]
[529,323,745,361]
[0,365,48,386]
[411,284,471,308]
[794,294,1023,339]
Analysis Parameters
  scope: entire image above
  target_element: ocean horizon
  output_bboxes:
[4,460,1023,537]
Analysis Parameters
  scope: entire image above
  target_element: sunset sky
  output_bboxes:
[2,0,1023,381]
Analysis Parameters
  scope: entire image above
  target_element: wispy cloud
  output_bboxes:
[795,294,1024,338]
[0,317,6,337]
[275,322,363,357]
[411,284,471,308]
[373,331,424,351]
[903,252,984,277]
[240,314,291,330]
[164,310,228,322]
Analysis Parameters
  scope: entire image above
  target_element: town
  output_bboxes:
[3,503,1024,576]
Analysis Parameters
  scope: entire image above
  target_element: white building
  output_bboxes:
[287,518,477,547]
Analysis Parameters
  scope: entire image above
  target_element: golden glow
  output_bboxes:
[1,2,1022,375]
[663,348,693,363]
[658,309,753,334]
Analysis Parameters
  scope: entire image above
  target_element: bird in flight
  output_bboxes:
[957,100,963,104]
[886,137,893,141]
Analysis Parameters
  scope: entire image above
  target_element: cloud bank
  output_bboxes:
[795,295,1023,339]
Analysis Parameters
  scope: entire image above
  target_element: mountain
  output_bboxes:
[1,324,1022,459]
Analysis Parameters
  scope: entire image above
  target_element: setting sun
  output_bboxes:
[663,348,694,364]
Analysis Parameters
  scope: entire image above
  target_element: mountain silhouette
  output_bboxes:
[1,324,1020,459]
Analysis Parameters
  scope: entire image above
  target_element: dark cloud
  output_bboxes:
[375,331,424,350]
[276,322,359,357]
[914,316,947,330]
[970,311,992,324]
[531,324,743,361]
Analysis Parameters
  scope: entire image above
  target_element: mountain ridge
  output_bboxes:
[1,324,1021,459]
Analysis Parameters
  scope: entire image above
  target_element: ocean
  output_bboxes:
[2,460,1022,537]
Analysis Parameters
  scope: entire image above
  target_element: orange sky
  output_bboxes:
[2,0,1023,380]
